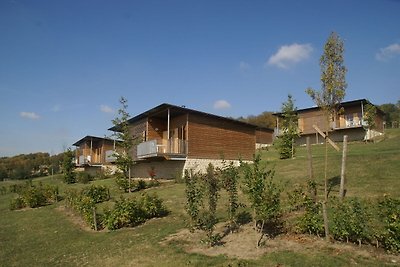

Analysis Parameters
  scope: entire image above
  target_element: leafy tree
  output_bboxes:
[363,103,377,130]
[306,32,347,241]
[275,95,299,159]
[62,149,76,184]
[111,97,135,191]
[379,102,400,128]
[184,169,204,230]
[219,161,240,230]
[198,163,221,246]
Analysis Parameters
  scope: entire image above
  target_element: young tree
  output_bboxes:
[220,161,240,230]
[62,148,76,184]
[364,103,377,130]
[306,32,347,241]
[242,155,281,247]
[111,97,135,192]
[275,95,299,159]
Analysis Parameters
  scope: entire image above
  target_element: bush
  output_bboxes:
[10,196,25,210]
[65,188,102,230]
[376,196,400,253]
[0,186,7,195]
[103,193,168,230]
[296,198,324,236]
[76,172,93,184]
[9,183,59,210]
[286,184,307,212]
[139,193,168,219]
[23,187,47,208]
[81,185,110,203]
[115,175,160,193]
[331,198,369,244]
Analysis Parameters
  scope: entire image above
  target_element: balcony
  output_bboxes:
[137,139,187,159]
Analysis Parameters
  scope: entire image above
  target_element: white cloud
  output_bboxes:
[267,43,313,69]
[239,61,250,72]
[213,100,231,110]
[376,43,400,61]
[20,111,40,120]
[100,105,114,113]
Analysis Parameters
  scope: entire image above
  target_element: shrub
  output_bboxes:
[376,196,400,253]
[331,198,369,245]
[64,188,102,230]
[286,184,307,212]
[9,183,59,210]
[10,196,25,210]
[296,198,324,236]
[184,170,204,229]
[95,168,113,180]
[76,172,93,184]
[40,184,59,203]
[115,174,129,192]
[139,193,168,219]
[22,187,47,208]
[137,180,147,191]
[81,185,110,203]
[103,193,167,230]
[0,186,7,195]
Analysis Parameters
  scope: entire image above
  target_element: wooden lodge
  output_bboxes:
[109,103,273,179]
[73,135,120,172]
[274,99,385,144]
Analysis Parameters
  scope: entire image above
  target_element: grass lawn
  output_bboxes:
[0,129,399,266]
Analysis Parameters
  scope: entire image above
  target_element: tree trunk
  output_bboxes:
[257,220,265,247]
[306,137,314,180]
[128,167,131,193]
[306,137,317,203]
[92,207,98,231]
[322,201,330,242]
[291,138,294,159]
[339,135,348,201]
[323,133,330,242]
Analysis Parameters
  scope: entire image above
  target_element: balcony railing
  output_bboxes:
[137,139,187,159]
[105,150,117,163]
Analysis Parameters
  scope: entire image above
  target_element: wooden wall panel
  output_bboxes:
[187,114,255,160]
[298,110,328,134]
[148,117,165,141]
[255,129,273,144]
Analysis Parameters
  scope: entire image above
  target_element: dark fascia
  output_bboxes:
[273,99,385,117]
[108,103,274,132]
[72,135,121,146]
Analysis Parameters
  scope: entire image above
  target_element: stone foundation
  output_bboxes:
[130,158,251,179]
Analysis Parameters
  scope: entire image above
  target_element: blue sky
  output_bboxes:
[1,0,399,157]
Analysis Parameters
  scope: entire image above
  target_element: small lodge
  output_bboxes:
[274,99,385,144]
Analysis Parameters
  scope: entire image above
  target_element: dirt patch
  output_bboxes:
[161,222,400,263]
[56,206,98,232]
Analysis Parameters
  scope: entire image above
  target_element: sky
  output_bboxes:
[0,0,399,157]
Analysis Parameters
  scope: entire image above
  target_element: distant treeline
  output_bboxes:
[0,152,64,180]
[379,101,400,128]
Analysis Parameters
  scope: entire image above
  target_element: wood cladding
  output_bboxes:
[187,114,255,160]
[255,129,273,144]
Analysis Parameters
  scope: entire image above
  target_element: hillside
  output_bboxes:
[0,129,399,266]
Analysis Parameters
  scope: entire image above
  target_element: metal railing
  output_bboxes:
[137,139,187,158]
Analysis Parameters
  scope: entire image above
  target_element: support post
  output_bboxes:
[339,135,348,201]
[167,108,170,140]
[306,137,313,180]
